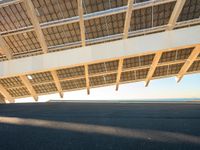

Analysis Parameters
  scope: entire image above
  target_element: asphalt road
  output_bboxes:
[0,102,200,150]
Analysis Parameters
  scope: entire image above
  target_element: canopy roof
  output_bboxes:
[0,0,199,102]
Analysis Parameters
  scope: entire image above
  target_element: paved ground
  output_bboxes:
[0,102,200,150]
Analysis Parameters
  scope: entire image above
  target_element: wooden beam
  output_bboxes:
[24,0,48,53]
[20,75,38,101]
[51,70,63,98]
[116,58,124,91]
[77,0,86,46]
[176,45,200,82]
[0,84,14,103]
[123,0,134,39]
[84,65,90,95]
[0,35,12,59]
[166,0,186,30]
[145,52,162,86]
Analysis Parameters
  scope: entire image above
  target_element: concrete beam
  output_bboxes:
[0,25,200,78]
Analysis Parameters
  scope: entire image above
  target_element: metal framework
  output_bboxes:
[0,0,199,103]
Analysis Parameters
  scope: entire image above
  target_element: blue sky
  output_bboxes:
[15,73,200,103]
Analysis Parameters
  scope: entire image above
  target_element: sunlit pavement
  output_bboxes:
[0,102,200,150]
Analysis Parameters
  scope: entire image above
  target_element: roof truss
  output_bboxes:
[123,0,134,39]
[0,35,12,59]
[145,52,162,87]
[51,71,63,98]
[77,0,86,47]
[176,45,200,82]
[0,84,14,103]
[23,0,48,53]
[20,75,38,101]
[116,59,124,91]
[167,0,186,30]
[84,65,90,95]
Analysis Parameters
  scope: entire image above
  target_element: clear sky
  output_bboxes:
[15,73,200,103]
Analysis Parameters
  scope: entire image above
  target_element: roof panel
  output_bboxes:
[0,2,31,32]
[61,78,86,90]
[29,71,53,84]
[7,87,30,97]
[43,23,81,47]
[83,0,127,14]
[168,63,184,74]
[0,76,23,88]
[33,82,57,94]
[130,2,175,31]
[136,68,149,79]
[88,60,119,75]
[4,31,42,55]
[85,13,125,39]
[159,50,177,63]
[153,65,168,77]
[176,47,193,60]
[120,70,136,82]
[178,0,200,22]
[89,73,116,87]
[188,60,200,72]
[57,66,85,79]
[32,0,78,23]
[123,54,154,69]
